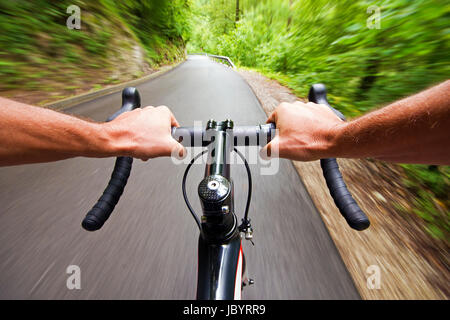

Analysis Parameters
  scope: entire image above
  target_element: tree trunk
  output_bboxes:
[235,0,240,24]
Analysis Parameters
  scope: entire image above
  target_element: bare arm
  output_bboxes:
[0,98,184,166]
[264,80,450,165]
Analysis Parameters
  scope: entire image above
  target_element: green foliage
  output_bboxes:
[188,0,450,241]
[401,165,449,240]
[189,0,449,116]
[113,0,191,64]
[0,0,191,88]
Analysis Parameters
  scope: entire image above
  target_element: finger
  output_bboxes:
[169,138,186,159]
[316,103,345,121]
[170,112,180,128]
[266,109,277,124]
[261,136,280,159]
[156,105,179,128]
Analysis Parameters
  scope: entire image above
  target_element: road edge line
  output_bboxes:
[43,59,186,111]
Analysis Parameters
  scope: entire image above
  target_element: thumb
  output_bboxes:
[261,136,280,160]
[169,138,186,159]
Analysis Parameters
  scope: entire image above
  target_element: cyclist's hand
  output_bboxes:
[104,106,185,161]
[262,101,344,161]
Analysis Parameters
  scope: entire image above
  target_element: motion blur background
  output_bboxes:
[0,0,448,299]
[187,0,449,245]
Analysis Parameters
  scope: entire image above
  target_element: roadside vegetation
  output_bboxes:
[0,0,191,104]
[188,0,449,243]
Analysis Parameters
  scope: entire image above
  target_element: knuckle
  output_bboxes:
[295,101,308,108]
[156,106,172,117]
[277,102,290,111]
[157,105,170,112]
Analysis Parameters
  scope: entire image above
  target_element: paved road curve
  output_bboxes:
[0,56,360,299]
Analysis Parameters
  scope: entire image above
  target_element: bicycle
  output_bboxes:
[80,84,370,300]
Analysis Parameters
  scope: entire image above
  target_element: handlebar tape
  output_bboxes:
[320,159,370,230]
[82,157,133,231]
[309,84,370,231]
[81,87,141,231]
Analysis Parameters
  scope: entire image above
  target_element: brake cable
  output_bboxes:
[233,148,252,232]
[181,147,253,233]
[182,149,207,231]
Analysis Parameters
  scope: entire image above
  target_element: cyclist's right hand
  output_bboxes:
[262,101,344,161]
[103,106,185,161]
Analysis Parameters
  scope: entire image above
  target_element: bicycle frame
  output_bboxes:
[197,230,244,299]
[195,119,247,300]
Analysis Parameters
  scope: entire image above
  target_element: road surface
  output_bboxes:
[0,55,360,299]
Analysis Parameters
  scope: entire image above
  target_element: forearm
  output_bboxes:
[0,98,116,166]
[332,80,450,164]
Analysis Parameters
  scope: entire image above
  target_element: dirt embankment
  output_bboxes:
[2,30,185,107]
[239,68,449,299]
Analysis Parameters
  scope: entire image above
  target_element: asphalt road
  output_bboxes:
[0,55,360,299]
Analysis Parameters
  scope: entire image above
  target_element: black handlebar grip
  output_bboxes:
[82,87,141,231]
[320,159,370,230]
[309,84,370,231]
[82,157,133,231]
